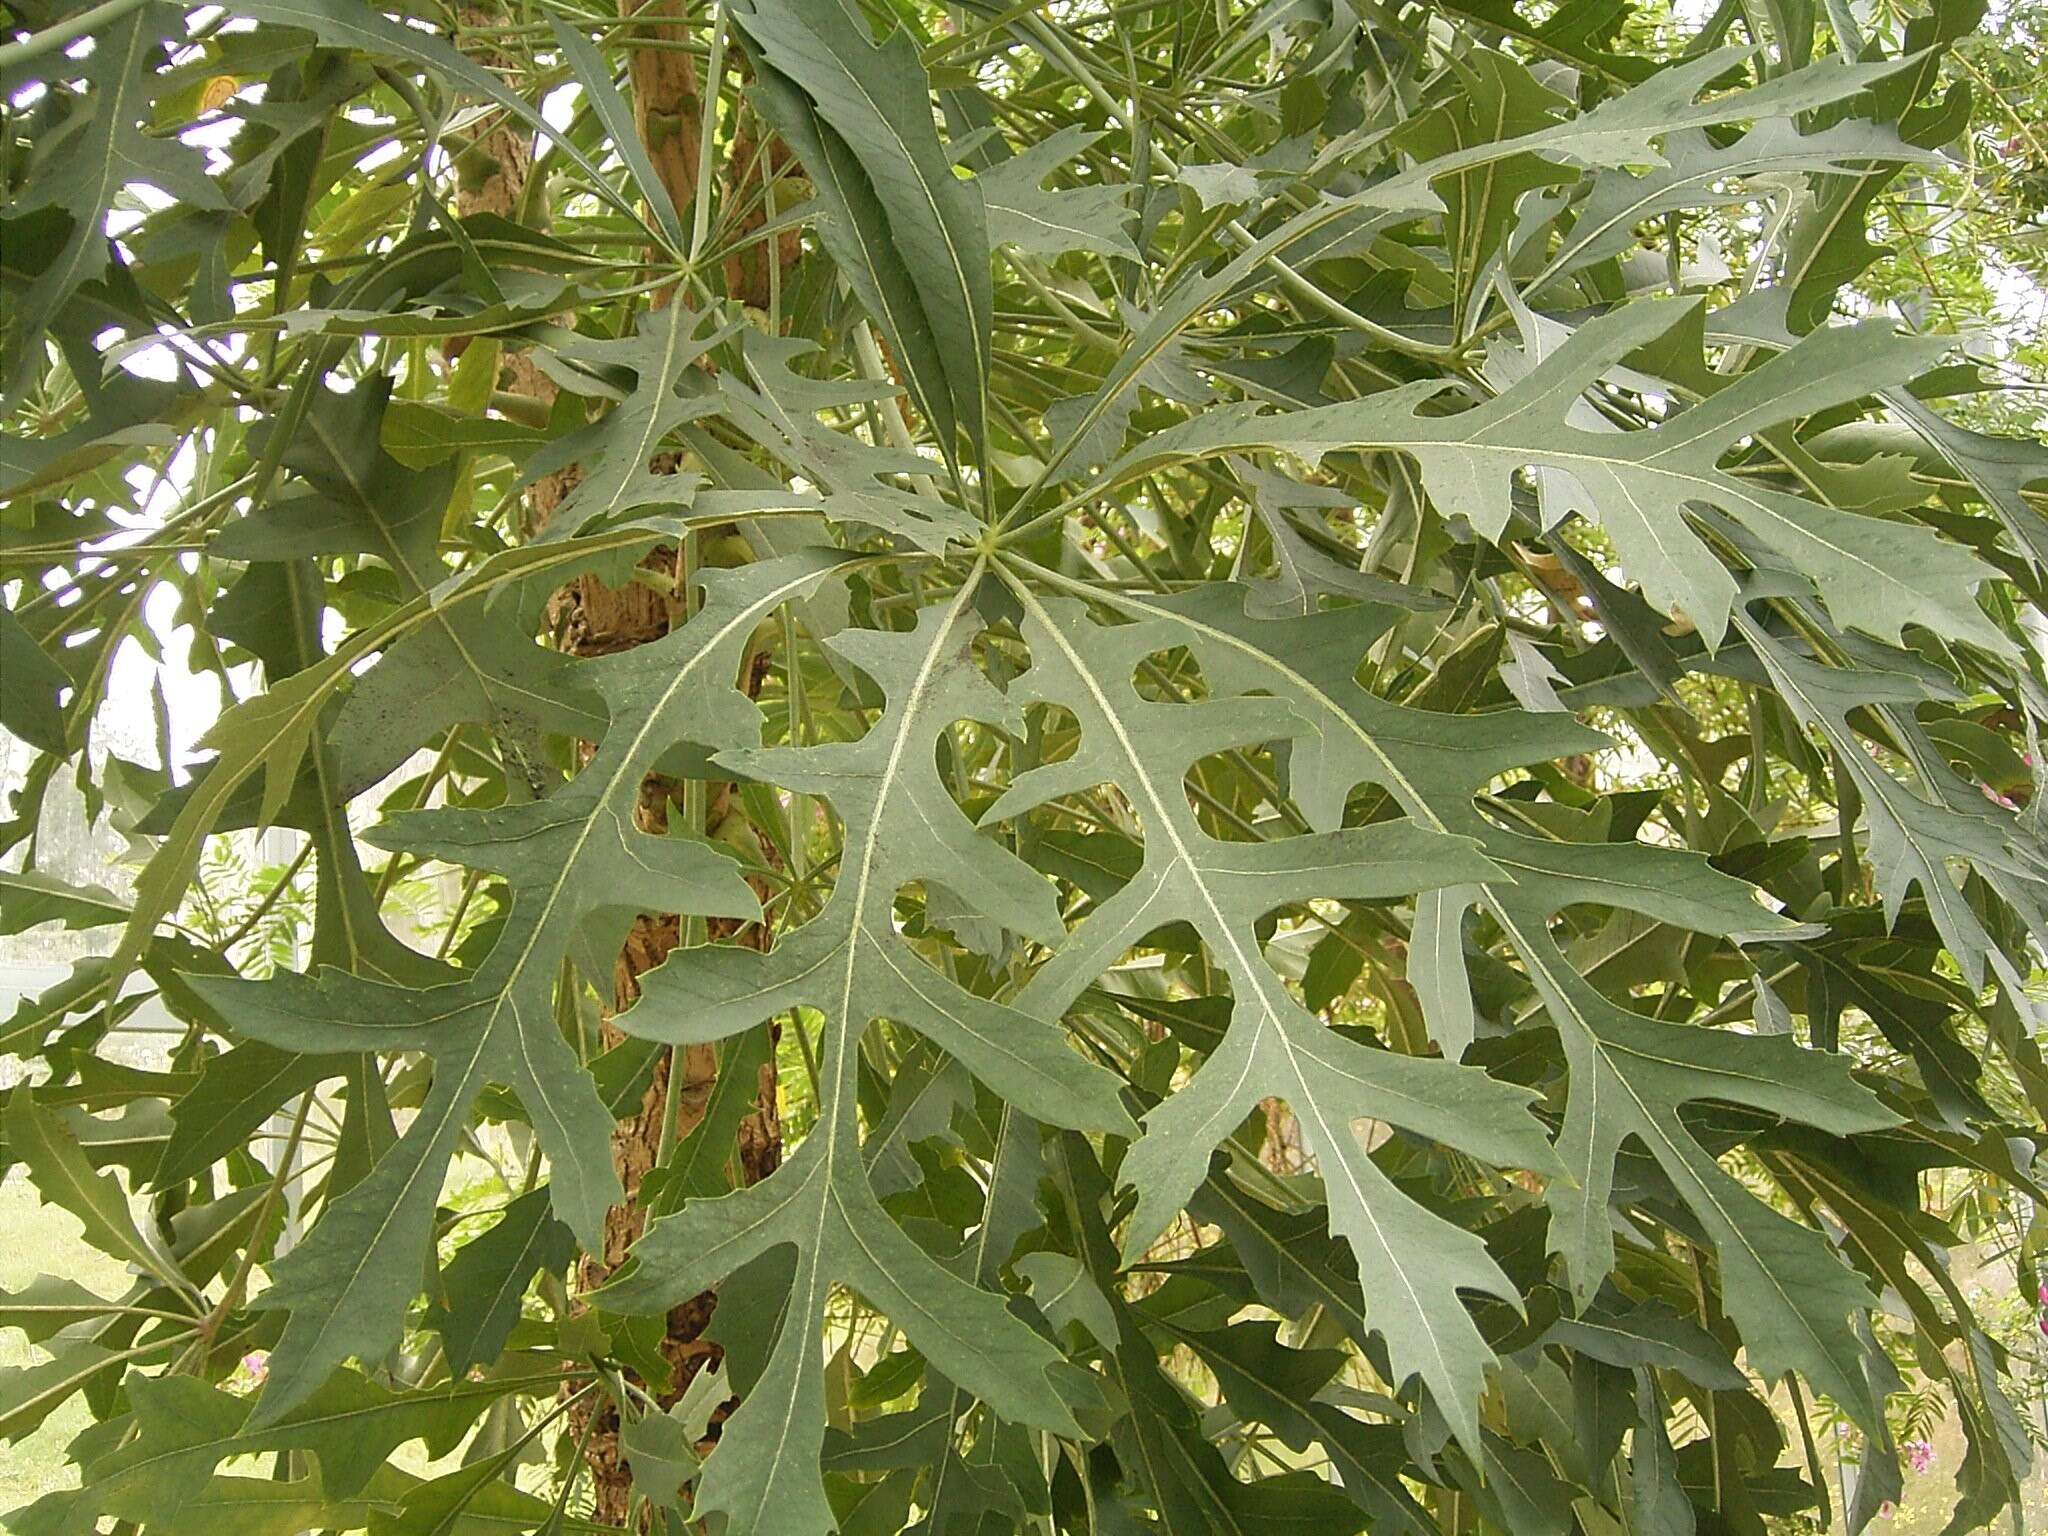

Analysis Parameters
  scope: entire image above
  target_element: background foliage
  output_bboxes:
[1,0,2046,1531]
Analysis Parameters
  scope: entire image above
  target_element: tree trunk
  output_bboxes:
[453,5,796,1521]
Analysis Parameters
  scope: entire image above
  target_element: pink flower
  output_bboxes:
[1878,1501,1896,1519]
[241,1351,268,1383]
[2036,1281,2046,1304]
[1904,1439,1935,1475]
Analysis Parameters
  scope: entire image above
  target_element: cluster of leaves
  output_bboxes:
[2,0,2046,1532]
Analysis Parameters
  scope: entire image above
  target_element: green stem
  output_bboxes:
[688,1,731,267]
[0,0,151,69]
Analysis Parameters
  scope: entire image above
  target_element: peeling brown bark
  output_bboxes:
[453,7,798,1522]
[620,0,703,224]
[618,0,799,310]
[1260,1098,1305,1175]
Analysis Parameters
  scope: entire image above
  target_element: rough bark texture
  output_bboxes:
[453,6,797,1521]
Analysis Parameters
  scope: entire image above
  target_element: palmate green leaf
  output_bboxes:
[1512,912,1898,1424]
[183,552,851,1423]
[1774,0,1981,334]
[4,1090,189,1297]
[1008,560,1905,1433]
[529,312,968,554]
[600,572,1123,1536]
[0,0,228,392]
[7,1,2044,1530]
[151,481,830,850]
[735,0,991,480]
[1629,1373,1697,1535]
[1735,603,2048,992]
[1886,387,2048,571]
[1482,909,1894,1431]
[216,378,602,778]
[1041,1132,1367,1536]
[1520,46,1931,169]
[103,1471,396,1536]
[0,1275,133,1344]
[210,492,454,1015]
[976,126,1139,261]
[522,306,739,536]
[1530,116,1935,294]
[0,869,128,934]
[889,1102,1058,1532]
[1010,567,1787,1032]
[1101,299,2008,652]
[1017,39,1934,492]
[1768,1129,2036,1530]
[547,18,687,253]
[12,1367,552,1535]
[0,606,71,755]
[1709,288,2048,575]
[1398,51,1584,332]
[624,587,1132,1138]
[1430,0,1664,83]
[1015,46,1957,498]
[109,496,811,987]
[0,1342,118,1445]
[225,0,662,241]
[987,572,1561,1453]
[708,331,977,551]
[153,1040,343,1187]
[426,1186,575,1375]
[114,383,690,984]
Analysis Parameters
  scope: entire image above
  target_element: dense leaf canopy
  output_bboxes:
[1,0,2046,1531]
